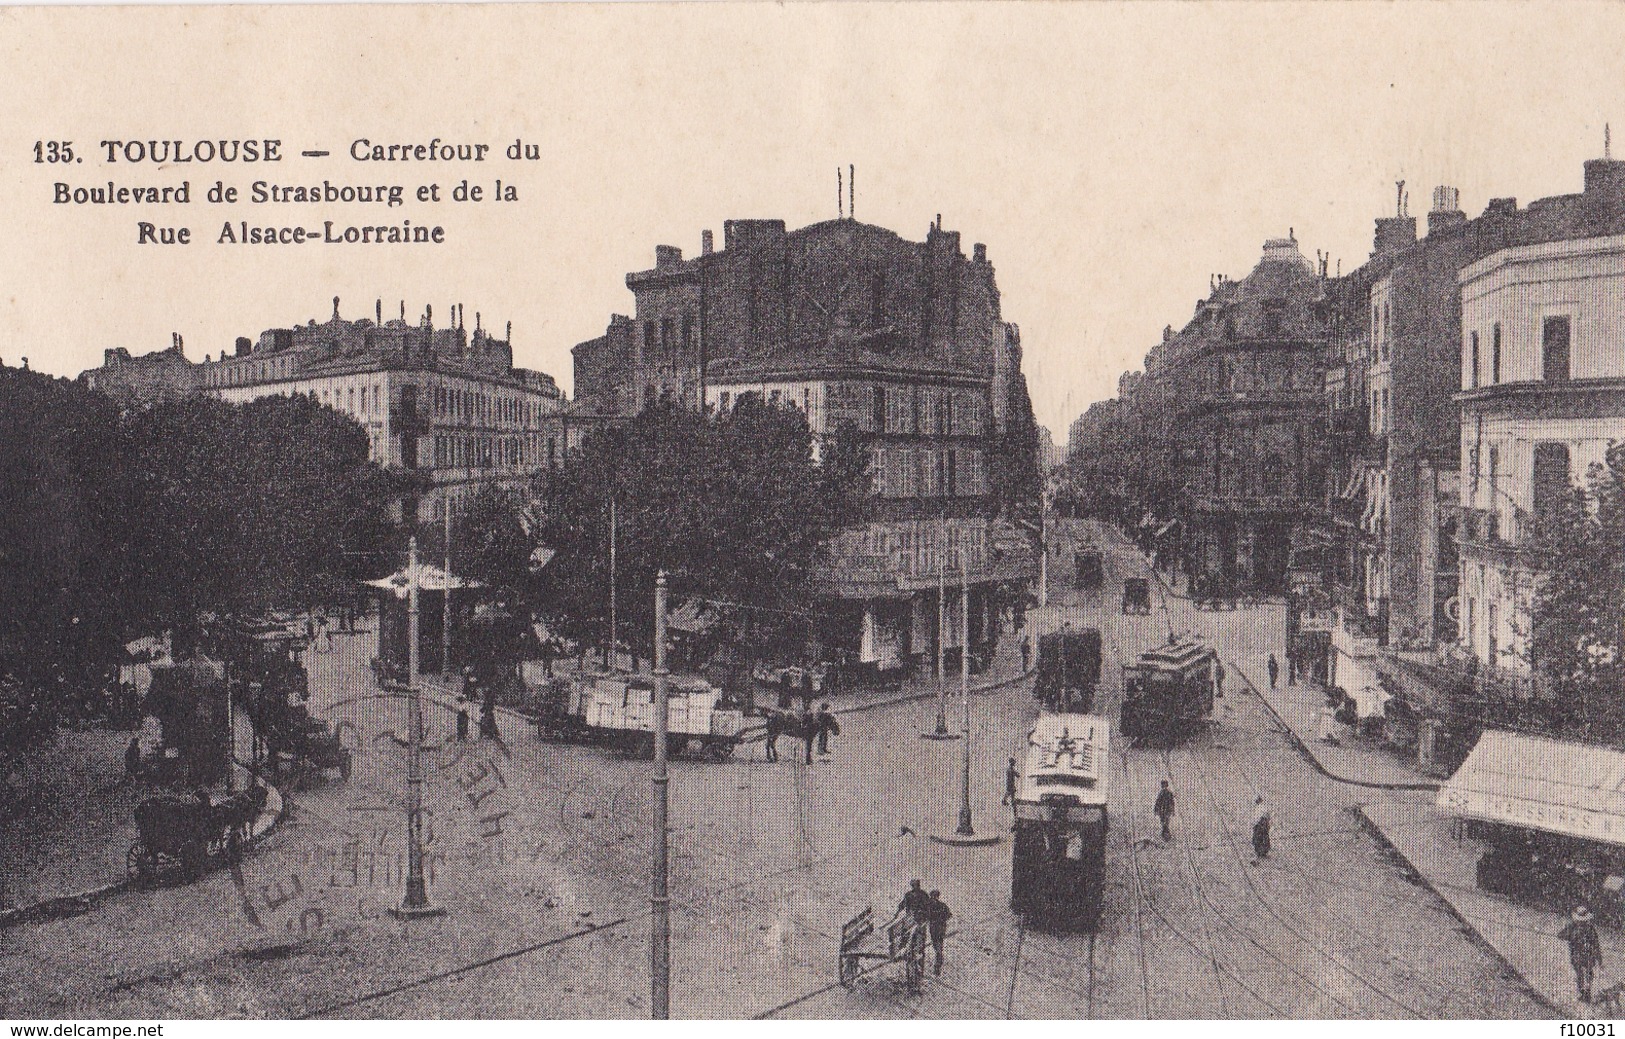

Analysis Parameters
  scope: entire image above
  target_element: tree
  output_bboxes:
[527,398,866,666]
[1526,442,1625,741]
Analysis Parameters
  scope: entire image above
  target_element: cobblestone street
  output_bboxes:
[0,525,1551,1018]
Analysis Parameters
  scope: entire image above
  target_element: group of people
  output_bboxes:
[1147,782,1272,861]
[762,702,840,763]
[895,879,954,977]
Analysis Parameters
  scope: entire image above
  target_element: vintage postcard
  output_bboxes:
[3,1,1625,1024]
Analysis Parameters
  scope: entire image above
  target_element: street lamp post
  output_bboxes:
[933,527,999,848]
[393,536,444,919]
[651,571,671,1019]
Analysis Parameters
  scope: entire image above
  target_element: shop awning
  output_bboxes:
[364,563,481,597]
[1438,730,1625,846]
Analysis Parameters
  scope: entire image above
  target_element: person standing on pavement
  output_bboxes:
[763,711,781,762]
[1267,653,1280,689]
[479,679,500,740]
[897,879,930,920]
[1154,780,1176,841]
[1214,659,1226,698]
[1020,635,1032,674]
[1560,905,1604,1002]
[816,702,840,756]
[801,707,817,764]
[925,890,952,976]
[1003,756,1019,806]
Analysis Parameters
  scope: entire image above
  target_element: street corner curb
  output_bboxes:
[836,666,1032,718]
[1232,665,1439,794]
[0,768,289,933]
[1351,804,1562,1018]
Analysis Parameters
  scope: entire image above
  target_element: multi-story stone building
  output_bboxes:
[80,297,566,524]
[1458,223,1625,686]
[572,215,1040,674]
[1167,235,1331,594]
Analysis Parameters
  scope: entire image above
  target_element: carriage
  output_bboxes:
[126,784,267,882]
[221,621,351,780]
[1119,637,1216,744]
[837,906,929,992]
[1011,713,1111,930]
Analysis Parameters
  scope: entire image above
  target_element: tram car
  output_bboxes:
[1033,628,1103,712]
[1011,713,1111,929]
[534,670,747,759]
[1119,637,1216,744]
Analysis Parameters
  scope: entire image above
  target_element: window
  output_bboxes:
[1262,300,1284,337]
[661,317,674,353]
[1381,388,1390,431]
[1381,303,1391,361]
[682,313,694,351]
[1533,442,1572,521]
[1543,316,1571,381]
[643,321,655,355]
[719,391,731,411]
[1491,324,1502,384]
[1487,445,1498,508]
[871,386,886,432]
[1469,331,1480,388]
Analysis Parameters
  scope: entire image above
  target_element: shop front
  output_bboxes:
[1439,730,1625,924]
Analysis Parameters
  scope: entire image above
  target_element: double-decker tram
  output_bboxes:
[1011,713,1111,930]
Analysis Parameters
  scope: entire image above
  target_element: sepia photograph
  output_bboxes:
[3,0,1625,1023]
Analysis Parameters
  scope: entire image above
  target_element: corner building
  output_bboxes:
[572,215,1039,675]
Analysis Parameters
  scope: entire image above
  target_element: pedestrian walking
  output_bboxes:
[925,889,952,976]
[1214,660,1226,698]
[1251,809,1272,861]
[1267,653,1280,689]
[124,735,142,778]
[1020,635,1032,673]
[897,879,930,920]
[1154,780,1175,841]
[801,708,816,764]
[1560,905,1604,1002]
[816,702,840,755]
[1003,756,1019,805]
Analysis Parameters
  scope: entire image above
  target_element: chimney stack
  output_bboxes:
[701,229,714,255]
[1428,185,1466,235]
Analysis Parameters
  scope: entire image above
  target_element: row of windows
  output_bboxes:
[642,313,696,359]
[204,357,296,387]
[433,383,548,428]
[870,447,988,498]
[869,384,986,437]
[1467,315,1571,387]
[431,432,559,470]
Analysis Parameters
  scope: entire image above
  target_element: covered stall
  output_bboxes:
[365,562,481,679]
[1439,730,1625,922]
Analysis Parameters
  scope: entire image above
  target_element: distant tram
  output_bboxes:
[1011,713,1111,930]
[1119,637,1216,744]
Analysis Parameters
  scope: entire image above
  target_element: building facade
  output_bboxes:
[573,215,1040,673]
[80,297,567,524]
[1457,230,1625,686]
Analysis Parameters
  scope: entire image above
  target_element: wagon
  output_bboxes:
[127,794,234,881]
[837,906,928,992]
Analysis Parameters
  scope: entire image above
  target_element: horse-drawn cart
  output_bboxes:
[837,907,928,992]
[127,785,267,882]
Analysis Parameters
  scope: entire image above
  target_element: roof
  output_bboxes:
[1437,729,1625,846]
[1017,713,1110,807]
[1129,638,1214,674]
[365,562,481,597]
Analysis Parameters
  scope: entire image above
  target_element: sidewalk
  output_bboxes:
[1231,659,1436,791]
[0,724,283,928]
[1359,797,1613,1017]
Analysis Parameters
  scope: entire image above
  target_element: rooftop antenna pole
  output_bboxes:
[849,164,855,222]
[837,167,844,220]
[1396,180,1405,217]
[1608,123,1613,161]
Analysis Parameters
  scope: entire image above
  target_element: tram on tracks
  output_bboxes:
[1119,636,1216,745]
[1011,712,1111,930]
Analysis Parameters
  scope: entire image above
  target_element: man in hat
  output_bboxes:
[1560,905,1604,1002]
[924,889,953,976]
[1154,780,1176,841]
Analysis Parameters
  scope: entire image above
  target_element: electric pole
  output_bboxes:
[651,571,671,1018]
[394,536,443,918]
[933,527,998,847]
[442,498,453,676]
[923,515,957,740]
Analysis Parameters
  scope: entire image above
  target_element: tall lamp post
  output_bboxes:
[393,536,444,919]
[651,571,671,1018]
[932,527,999,847]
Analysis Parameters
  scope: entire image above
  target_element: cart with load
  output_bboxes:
[837,906,928,992]
[534,671,747,760]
